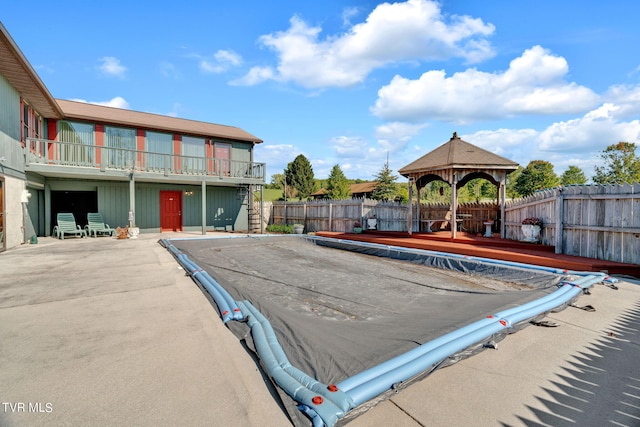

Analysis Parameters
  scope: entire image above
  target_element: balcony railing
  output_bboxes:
[24,138,265,181]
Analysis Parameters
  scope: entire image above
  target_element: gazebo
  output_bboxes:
[398,132,519,239]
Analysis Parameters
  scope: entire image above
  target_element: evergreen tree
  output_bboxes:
[593,142,640,184]
[285,154,315,200]
[560,166,587,185]
[371,161,399,201]
[514,160,560,197]
[325,164,351,199]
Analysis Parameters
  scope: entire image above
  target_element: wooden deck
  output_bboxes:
[315,230,640,278]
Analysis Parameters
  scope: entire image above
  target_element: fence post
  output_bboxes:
[329,203,333,232]
[555,189,564,254]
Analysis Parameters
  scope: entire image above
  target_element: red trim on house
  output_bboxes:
[205,138,214,173]
[173,134,181,172]
[95,124,104,165]
[47,120,57,161]
[137,129,145,167]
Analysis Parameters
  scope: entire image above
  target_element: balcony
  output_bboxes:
[24,139,266,185]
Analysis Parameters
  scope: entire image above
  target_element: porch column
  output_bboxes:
[129,174,135,227]
[44,184,51,237]
[201,180,207,235]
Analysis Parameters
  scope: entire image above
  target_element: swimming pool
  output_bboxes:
[161,235,610,426]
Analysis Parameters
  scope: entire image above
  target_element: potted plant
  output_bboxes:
[521,217,542,242]
[293,223,304,234]
[353,221,362,234]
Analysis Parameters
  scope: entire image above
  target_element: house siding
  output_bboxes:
[1,24,262,247]
[43,179,248,233]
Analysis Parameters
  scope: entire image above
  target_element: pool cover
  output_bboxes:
[167,236,573,425]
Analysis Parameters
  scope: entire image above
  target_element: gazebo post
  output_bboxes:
[407,177,413,235]
[500,179,506,238]
[451,174,457,240]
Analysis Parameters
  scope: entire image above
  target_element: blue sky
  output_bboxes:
[3,1,640,181]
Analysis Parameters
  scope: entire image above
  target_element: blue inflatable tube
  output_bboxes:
[339,273,605,407]
[237,301,354,427]
[160,239,242,322]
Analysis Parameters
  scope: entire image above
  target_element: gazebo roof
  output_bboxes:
[399,132,518,176]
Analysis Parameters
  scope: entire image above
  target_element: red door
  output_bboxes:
[160,191,182,232]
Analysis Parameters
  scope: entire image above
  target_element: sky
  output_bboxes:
[3,1,640,182]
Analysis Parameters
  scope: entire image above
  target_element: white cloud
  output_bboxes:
[459,104,640,177]
[254,143,302,176]
[372,45,599,123]
[330,135,367,156]
[604,83,640,118]
[341,7,361,27]
[70,96,130,109]
[538,103,640,152]
[200,49,243,73]
[159,61,180,79]
[98,57,126,78]
[230,66,275,86]
[236,0,495,88]
[374,122,427,152]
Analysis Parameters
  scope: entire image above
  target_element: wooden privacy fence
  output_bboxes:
[269,199,501,234]
[262,184,640,266]
[506,183,640,265]
[271,199,399,232]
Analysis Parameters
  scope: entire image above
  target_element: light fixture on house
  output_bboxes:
[184,191,194,196]
[0,155,6,162]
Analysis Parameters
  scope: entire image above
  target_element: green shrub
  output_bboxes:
[266,224,294,234]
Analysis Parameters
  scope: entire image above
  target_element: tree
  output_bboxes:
[514,160,560,197]
[267,173,284,190]
[371,161,399,201]
[285,154,315,200]
[593,142,640,184]
[325,164,351,199]
[506,167,524,199]
[560,166,587,185]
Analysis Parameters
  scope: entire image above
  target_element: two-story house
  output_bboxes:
[0,22,265,251]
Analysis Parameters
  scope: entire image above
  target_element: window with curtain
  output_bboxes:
[181,136,205,173]
[105,126,136,168]
[21,100,44,153]
[146,131,173,171]
[58,121,95,165]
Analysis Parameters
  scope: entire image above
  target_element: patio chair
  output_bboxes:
[85,212,115,237]
[53,213,87,239]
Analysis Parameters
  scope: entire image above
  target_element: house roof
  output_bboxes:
[311,181,377,197]
[398,132,519,176]
[0,23,63,118]
[0,23,262,144]
[56,99,263,144]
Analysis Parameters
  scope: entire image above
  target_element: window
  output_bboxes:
[58,121,94,165]
[105,126,136,168]
[20,100,43,151]
[146,131,173,171]
[181,136,205,173]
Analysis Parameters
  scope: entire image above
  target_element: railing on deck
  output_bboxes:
[24,138,265,180]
